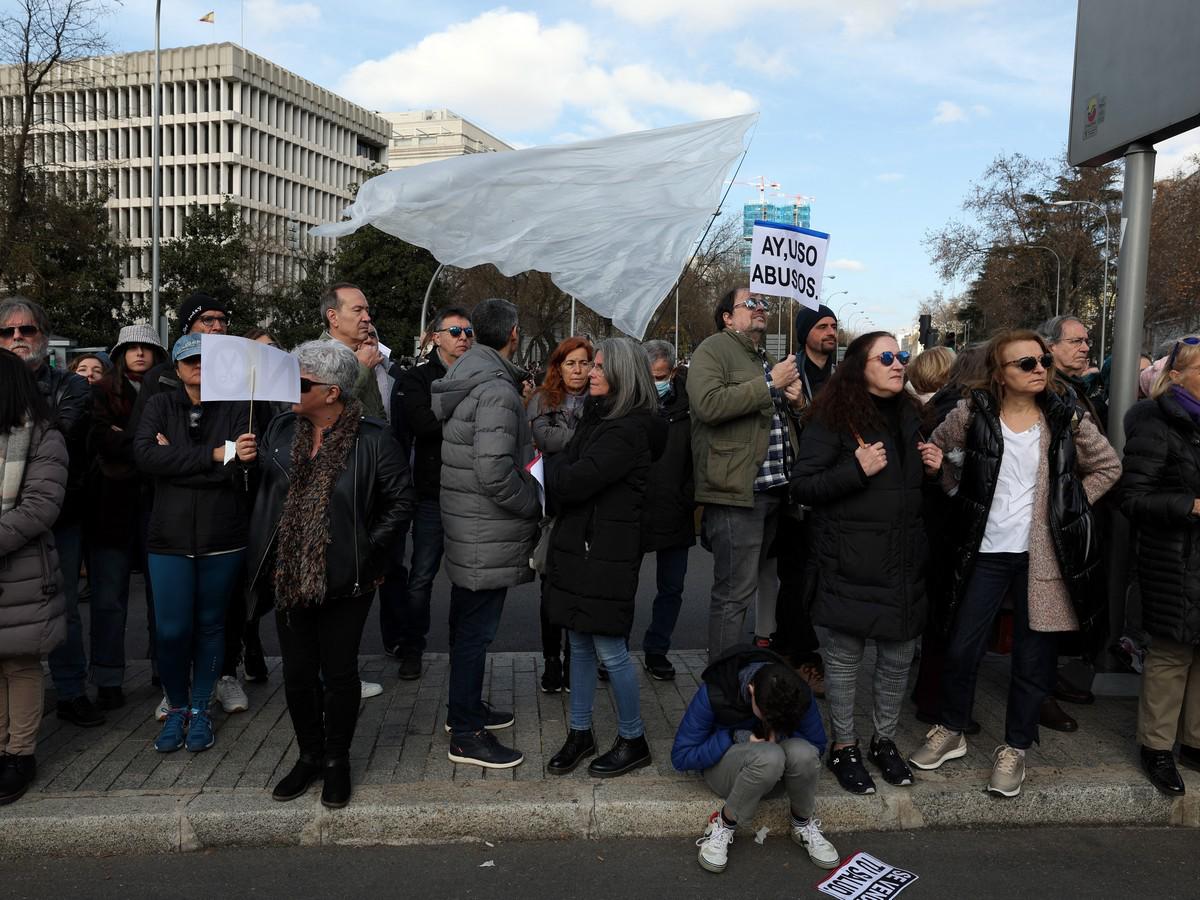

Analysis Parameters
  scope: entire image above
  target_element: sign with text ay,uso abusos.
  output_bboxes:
[748,219,830,311]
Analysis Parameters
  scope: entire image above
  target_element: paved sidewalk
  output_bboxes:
[2,650,1196,858]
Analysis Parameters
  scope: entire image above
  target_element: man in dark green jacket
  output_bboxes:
[688,288,803,662]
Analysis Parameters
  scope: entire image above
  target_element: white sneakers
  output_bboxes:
[215,676,250,713]
[988,744,1026,797]
[155,695,170,722]
[360,680,383,700]
[791,817,840,868]
[696,812,736,873]
[697,810,840,873]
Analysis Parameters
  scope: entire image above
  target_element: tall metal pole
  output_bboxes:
[673,286,679,356]
[570,297,576,336]
[1099,212,1110,363]
[417,262,445,353]
[151,0,162,339]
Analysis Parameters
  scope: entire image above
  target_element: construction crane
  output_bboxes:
[773,192,816,227]
[729,176,781,217]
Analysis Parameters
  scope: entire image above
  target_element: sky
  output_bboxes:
[101,0,1200,336]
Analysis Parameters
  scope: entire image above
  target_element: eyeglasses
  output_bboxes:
[300,377,336,394]
[1167,336,1200,371]
[869,351,911,366]
[1004,353,1055,373]
[1060,336,1092,347]
[734,299,770,312]
[0,324,40,339]
[197,314,229,327]
[436,326,474,338]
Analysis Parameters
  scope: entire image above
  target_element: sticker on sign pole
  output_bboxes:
[816,851,919,899]
[748,219,830,311]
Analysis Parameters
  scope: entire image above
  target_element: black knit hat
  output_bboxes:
[794,303,837,344]
[176,292,227,334]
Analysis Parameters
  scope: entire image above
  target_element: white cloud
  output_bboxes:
[932,100,967,124]
[972,104,991,117]
[733,40,797,77]
[338,10,756,135]
[875,172,904,182]
[1155,126,1200,178]
[830,258,866,271]
[245,0,320,32]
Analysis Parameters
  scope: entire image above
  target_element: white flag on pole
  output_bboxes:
[311,114,758,339]
[199,334,300,404]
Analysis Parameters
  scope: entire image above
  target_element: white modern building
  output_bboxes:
[381,109,512,169]
[0,42,391,309]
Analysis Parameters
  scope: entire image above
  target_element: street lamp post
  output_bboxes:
[151,0,162,340]
[1053,199,1113,361]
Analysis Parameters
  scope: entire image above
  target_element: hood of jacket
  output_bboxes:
[700,644,807,726]
[432,343,524,422]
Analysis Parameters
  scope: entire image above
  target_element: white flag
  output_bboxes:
[199,334,300,404]
[312,114,757,339]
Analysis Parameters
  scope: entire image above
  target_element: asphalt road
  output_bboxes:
[3,828,1193,899]
[80,545,720,662]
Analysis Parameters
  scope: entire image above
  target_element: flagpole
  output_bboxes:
[151,0,162,342]
[241,0,245,46]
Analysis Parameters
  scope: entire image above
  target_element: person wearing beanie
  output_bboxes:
[794,303,839,400]
[84,324,168,711]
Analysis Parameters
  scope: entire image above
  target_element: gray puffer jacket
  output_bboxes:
[0,424,68,658]
[432,344,541,590]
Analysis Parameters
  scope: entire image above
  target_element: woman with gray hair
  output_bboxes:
[245,340,414,809]
[543,337,667,778]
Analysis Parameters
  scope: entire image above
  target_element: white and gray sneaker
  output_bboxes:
[360,680,383,700]
[908,724,968,771]
[696,811,736,873]
[155,695,170,722]
[215,675,249,713]
[791,817,840,869]
[987,744,1026,797]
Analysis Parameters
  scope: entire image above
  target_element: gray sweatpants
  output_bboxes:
[823,629,917,746]
[703,738,821,825]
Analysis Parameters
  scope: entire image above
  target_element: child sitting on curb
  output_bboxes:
[672,645,840,874]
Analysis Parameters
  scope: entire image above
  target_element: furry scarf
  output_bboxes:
[0,420,34,515]
[273,399,362,609]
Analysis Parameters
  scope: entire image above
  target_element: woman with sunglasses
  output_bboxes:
[133,333,260,754]
[526,336,594,693]
[791,332,940,795]
[910,329,1119,797]
[246,341,412,808]
[1118,335,1200,796]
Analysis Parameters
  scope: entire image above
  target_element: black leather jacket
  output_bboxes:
[944,387,1103,629]
[246,412,415,615]
[36,364,91,526]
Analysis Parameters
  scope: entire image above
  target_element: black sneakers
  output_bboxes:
[56,695,105,727]
[828,744,876,795]
[443,702,514,734]
[868,737,914,787]
[448,730,524,769]
[541,657,563,693]
[398,652,422,681]
[0,754,36,806]
[643,653,676,681]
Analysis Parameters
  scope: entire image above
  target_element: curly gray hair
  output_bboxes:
[293,339,360,397]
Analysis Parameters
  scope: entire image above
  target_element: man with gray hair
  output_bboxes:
[0,297,101,727]
[319,282,387,420]
[432,298,541,769]
[638,339,695,680]
[1037,314,1109,430]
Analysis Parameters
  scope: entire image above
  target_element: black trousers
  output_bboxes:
[276,593,372,761]
[771,514,820,662]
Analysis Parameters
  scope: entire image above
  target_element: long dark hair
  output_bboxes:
[0,348,51,432]
[805,331,923,434]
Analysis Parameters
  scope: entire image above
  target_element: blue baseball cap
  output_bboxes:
[171,333,202,362]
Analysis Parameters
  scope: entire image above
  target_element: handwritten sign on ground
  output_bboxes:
[817,851,919,900]
[748,219,830,311]
[199,334,300,404]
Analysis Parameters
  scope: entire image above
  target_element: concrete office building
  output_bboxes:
[381,109,512,169]
[0,42,390,310]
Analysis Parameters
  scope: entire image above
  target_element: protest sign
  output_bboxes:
[817,851,919,900]
[748,219,830,311]
[199,334,300,405]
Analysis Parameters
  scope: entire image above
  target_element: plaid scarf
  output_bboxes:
[754,357,791,492]
[274,399,362,609]
[0,420,34,515]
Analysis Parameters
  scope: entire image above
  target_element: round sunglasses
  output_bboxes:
[869,351,910,366]
[1004,353,1054,373]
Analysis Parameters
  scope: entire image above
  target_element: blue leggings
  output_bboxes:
[148,552,244,711]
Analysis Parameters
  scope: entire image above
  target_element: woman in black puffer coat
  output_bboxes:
[791,331,942,797]
[1119,335,1200,797]
[544,337,665,780]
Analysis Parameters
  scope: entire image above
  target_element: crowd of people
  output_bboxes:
[0,285,1197,876]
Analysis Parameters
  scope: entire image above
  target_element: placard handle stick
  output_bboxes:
[248,367,256,435]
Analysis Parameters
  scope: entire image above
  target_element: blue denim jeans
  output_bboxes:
[941,552,1058,750]
[149,551,244,711]
[47,523,86,700]
[642,546,690,656]
[446,584,506,735]
[568,630,644,739]
[394,499,445,655]
[88,542,135,688]
[377,520,412,652]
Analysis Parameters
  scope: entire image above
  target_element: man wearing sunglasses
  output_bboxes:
[689,288,805,663]
[319,283,387,421]
[0,297,100,727]
[383,307,474,680]
[1038,315,1109,433]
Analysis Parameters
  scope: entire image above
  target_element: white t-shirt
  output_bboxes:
[979,420,1041,553]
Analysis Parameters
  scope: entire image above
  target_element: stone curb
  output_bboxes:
[2,767,1195,859]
